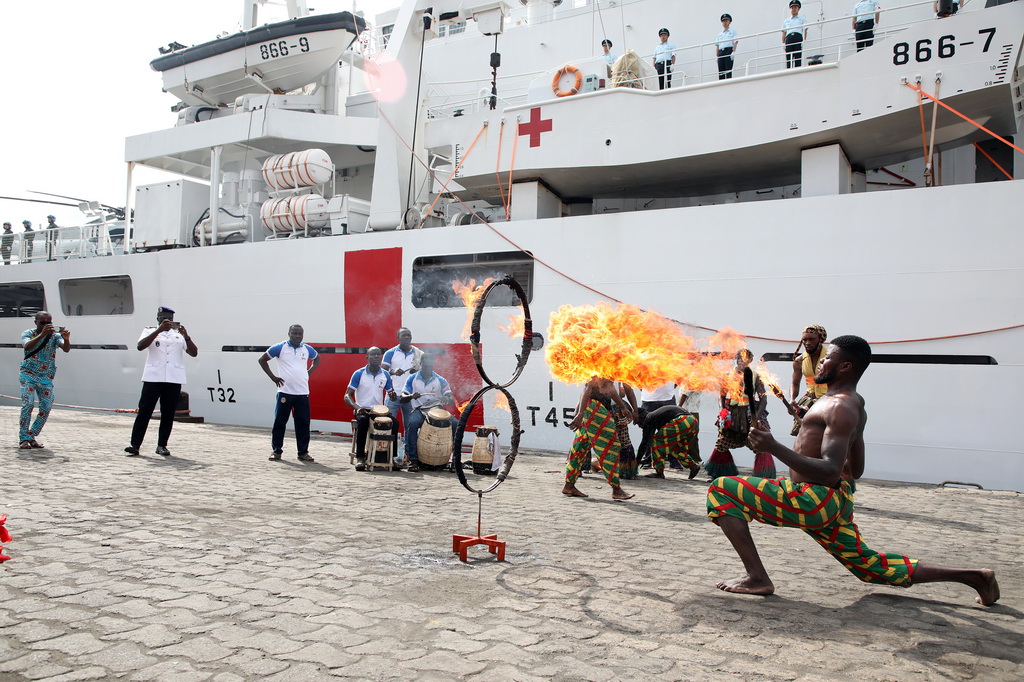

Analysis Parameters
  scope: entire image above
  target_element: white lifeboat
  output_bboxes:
[150,11,366,107]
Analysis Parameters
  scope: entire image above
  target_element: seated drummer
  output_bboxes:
[345,347,398,472]
[400,353,457,472]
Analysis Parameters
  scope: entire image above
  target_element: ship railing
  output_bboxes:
[640,0,940,85]
[425,70,540,118]
[13,224,126,264]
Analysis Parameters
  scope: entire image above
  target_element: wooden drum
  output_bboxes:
[366,406,396,469]
[418,408,453,469]
[471,426,499,476]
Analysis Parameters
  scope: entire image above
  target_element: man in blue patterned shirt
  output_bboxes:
[19,311,70,448]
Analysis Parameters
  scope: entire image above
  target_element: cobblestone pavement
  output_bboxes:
[1,405,1021,681]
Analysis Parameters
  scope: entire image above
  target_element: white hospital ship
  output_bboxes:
[1,0,1021,489]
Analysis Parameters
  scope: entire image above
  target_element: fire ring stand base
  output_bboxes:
[452,533,506,562]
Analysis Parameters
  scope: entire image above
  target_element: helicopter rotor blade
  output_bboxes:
[0,195,81,208]
[27,189,89,202]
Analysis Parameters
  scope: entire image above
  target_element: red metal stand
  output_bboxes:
[452,493,506,562]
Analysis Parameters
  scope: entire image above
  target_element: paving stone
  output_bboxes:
[28,632,108,655]
[280,642,359,668]
[79,641,159,672]
[107,623,184,648]
[152,637,233,663]
[0,405,1019,681]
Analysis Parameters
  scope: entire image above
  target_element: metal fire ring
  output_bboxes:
[452,275,533,494]
[452,385,522,494]
[469,275,534,389]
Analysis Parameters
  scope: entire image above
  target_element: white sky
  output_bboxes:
[0,0,394,231]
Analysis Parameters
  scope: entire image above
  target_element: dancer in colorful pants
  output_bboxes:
[637,405,701,479]
[563,377,634,500]
[709,335,999,605]
[707,350,776,479]
[19,311,70,449]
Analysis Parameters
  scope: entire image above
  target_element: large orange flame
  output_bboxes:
[492,392,511,413]
[499,308,525,338]
[452,278,496,341]
[755,363,784,395]
[546,302,748,395]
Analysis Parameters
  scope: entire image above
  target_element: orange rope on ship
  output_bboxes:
[417,122,487,229]
[495,120,507,212]
[905,82,1024,156]
[916,89,930,163]
[973,142,1014,180]
[504,120,520,220]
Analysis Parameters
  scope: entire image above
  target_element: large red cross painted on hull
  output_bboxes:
[519,107,552,148]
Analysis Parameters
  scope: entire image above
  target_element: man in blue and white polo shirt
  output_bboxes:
[345,347,399,471]
[259,324,320,462]
[381,327,423,433]
[399,353,457,472]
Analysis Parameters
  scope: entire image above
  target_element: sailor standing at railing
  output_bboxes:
[781,0,808,68]
[653,28,676,89]
[716,14,739,79]
[21,220,34,260]
[45,215,58,262]
[600,39,619,67]
[1,223,13,265]
[852,0,881,51]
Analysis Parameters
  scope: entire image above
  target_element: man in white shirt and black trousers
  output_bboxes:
[125,306,198,457]
[259,324,321,462]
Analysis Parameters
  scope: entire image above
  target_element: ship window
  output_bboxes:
[58,275,134,316]
[412,251,534,308]
[0,281,46,318]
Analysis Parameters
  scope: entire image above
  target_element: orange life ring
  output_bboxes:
[551,65,583,97]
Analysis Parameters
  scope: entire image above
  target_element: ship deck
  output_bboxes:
[1,405,1021,679]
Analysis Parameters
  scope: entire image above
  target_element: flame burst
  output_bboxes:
[546,302,748,395]
[755,364,784,396]
[452,278,496,341]
[499,308,525,338]
[492,392,511,413]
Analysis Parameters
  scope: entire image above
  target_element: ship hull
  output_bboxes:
[2,179,1021,490]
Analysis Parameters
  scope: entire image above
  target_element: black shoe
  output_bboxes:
[297,453,314,462]
[124,446,140,457]
[269,452,282,461]
[155,446,171,456]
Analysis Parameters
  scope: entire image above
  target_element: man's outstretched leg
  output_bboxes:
[912,562,999,605]
[715,515,775,595]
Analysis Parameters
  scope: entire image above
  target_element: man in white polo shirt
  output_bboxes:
[400,353,457,472]
[381,327,423,434]
[125,306,198,457]
[259,324,320,462]
[345,347,398,471]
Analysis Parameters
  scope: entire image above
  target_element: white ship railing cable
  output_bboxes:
[367,61,1024,345]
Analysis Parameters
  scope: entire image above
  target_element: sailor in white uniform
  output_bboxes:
[781,0,808,68]
[852,0,881,51]
[716,14,739,79]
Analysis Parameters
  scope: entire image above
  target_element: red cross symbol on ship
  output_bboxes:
[519,107,552,148]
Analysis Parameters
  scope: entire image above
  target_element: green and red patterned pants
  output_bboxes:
[652,414,699,473]
[707,476,917,587]
[566,399,622,488]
